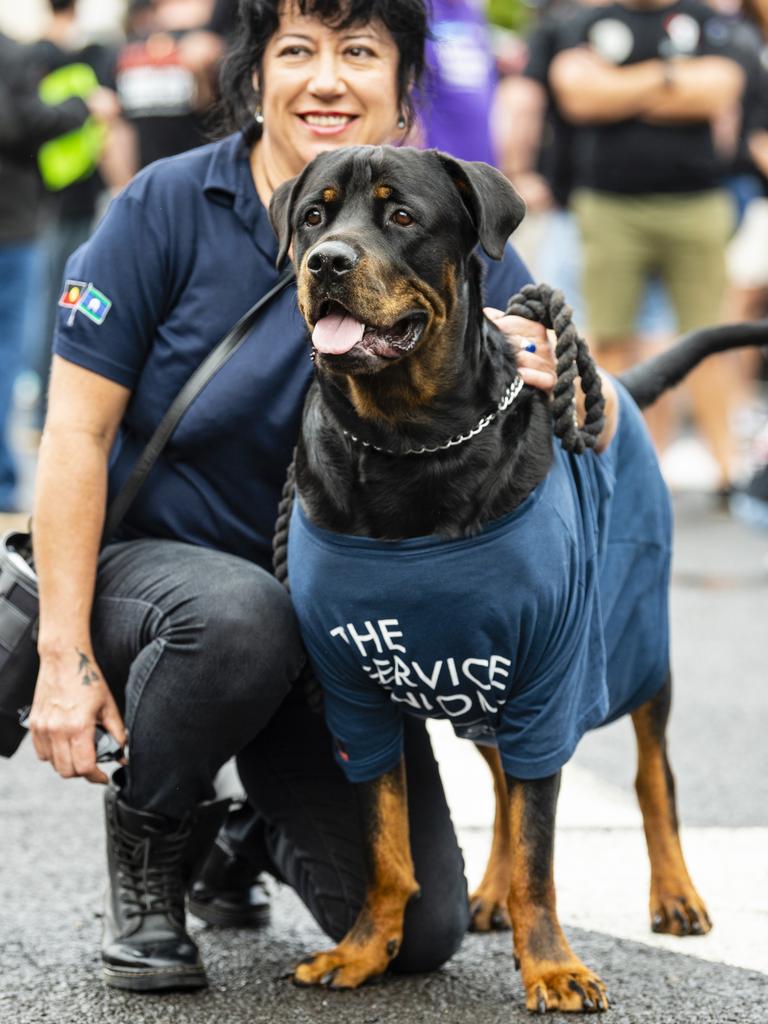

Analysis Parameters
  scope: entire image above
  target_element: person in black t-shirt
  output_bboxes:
[725,0,768,322]
[496,2,678,337]
[113,0,227,170]
[549,0,745,493]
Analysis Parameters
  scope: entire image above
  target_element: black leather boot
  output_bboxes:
[188,834,272,928]
[102,775,207,992]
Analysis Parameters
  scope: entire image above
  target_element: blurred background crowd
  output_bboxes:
[1,0,767,524]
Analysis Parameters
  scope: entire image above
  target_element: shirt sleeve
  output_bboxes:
[522,23,556,87]
[53,189,170,389]
[319,663,405,784]
[698,13,752,64]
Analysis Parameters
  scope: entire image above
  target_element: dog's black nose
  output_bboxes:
[307,241,359,282]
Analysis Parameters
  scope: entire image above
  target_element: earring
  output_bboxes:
[397,114,406,130]
[255,106,264,125]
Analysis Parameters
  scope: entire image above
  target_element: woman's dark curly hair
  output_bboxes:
[218,0,429,144]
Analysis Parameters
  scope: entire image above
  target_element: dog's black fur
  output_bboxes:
[270,145,767,1012]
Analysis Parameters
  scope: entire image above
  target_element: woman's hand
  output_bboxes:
[484,307,557,391]
[485,306,619,450]
[29,646,125,785]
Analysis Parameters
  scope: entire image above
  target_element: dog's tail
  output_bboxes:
[618,319,768,409]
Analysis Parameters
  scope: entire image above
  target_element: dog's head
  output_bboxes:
[269,147,525,391]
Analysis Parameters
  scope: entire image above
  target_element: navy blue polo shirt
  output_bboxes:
[289,383,672,782]
[53,133,533,569]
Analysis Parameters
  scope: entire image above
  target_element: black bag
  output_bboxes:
[0,269,294,757]
[0,531,38,755]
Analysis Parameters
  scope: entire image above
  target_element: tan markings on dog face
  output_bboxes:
[506,782,609,1012]
[292,762,419,988]
[344,270,453,423]
[297,241,467,422]
[339,256,463,422]
[374,185,392,200]
[631,700,712,937]
[322,187,338,203]
[296,255,313,324]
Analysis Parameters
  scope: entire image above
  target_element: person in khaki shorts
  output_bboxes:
[548,0,746,493]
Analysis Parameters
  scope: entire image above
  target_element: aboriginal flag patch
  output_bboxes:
[58,280,86,309]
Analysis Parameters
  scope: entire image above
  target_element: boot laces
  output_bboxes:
[113,818,188,922]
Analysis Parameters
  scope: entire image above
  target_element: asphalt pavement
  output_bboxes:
[1,491,767,1024]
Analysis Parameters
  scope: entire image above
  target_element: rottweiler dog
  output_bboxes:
[269,145,766,1013]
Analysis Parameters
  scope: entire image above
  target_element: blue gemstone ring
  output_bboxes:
[521,342,537,353]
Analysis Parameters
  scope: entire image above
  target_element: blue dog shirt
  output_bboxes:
[288,382,672,782]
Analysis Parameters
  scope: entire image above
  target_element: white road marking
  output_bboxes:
[428,721,768,976]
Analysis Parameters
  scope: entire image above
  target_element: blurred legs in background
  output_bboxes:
[574,188,738,492]
[0,242,41,512]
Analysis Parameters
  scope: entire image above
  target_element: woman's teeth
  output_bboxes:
[303,114,353,126]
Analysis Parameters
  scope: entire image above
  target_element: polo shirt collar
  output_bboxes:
[203,132,278,264]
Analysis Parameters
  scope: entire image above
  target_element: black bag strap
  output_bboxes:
[102,268,295,541]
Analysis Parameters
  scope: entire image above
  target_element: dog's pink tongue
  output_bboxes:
[312,312,365,355]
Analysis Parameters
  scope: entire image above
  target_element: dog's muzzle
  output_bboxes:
[311,300,427,360]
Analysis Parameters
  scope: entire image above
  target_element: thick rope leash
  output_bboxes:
[506,282,605,454]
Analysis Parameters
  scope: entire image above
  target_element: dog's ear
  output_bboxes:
[436,153,526,260]
[269,163,313,270]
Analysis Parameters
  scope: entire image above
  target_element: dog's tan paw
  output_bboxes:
[524,965,608,1014]
[469,889,511,932]
[650,887,712,936]
[293,941,397,989]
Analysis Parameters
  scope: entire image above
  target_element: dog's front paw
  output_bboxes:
[650,886,712,936]
[293,940,398,990]
[469,887,511,932]
[524,966,608,1014]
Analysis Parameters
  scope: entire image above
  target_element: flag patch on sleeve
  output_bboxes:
[58,280,86,309]
[77,284,112,325]
[58,280,113,325]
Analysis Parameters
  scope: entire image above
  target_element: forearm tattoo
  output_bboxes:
[76,648,100,687]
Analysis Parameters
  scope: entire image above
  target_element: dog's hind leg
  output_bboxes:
[632,675,712,936]
[469,744,512,932]
[293,759,420,989]
[507,772,609,1013]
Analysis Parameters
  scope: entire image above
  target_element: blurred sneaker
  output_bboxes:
[660,436,720,492]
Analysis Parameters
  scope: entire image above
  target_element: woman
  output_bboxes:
[28,0,551,994]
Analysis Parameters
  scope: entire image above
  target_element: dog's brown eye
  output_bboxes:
[304,208,323,227]
[391,209,414,226]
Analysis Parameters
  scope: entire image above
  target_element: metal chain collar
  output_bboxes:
[342,375,525,457]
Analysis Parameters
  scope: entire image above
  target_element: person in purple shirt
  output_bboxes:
[419,0,498,164]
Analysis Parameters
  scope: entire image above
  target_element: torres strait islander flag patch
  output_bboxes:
[59,280,112,325]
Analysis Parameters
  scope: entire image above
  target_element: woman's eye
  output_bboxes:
[345,46,375,58]
[391,210,414,226]
[304,208,323,227]
[278,45,311,57]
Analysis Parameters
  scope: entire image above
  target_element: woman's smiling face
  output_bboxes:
[258,8,403,176]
